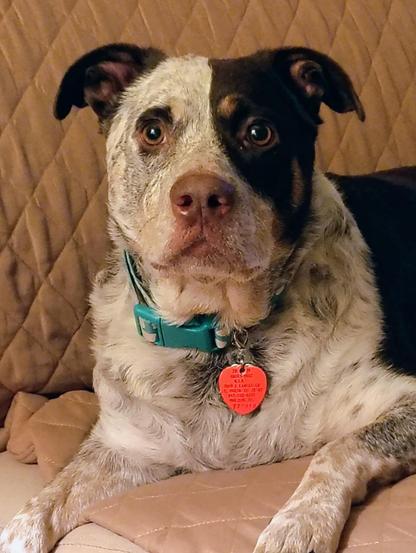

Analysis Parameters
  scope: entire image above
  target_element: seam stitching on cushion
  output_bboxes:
[37,453,61,466]
[86,483,248,516]
[30,420,91,431]
[57,544,132,553]
[134,514,271,539]
[59,396,98,407]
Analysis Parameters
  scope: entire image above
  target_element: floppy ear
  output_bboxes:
[274,47,365,124]
[54,43,165,121]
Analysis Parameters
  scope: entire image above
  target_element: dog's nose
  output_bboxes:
[170,173,235,224]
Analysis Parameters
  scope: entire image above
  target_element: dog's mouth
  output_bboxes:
[151,233,230,269]
[175,235,215,258]
[150,231,267,281]
[156,223,227,262]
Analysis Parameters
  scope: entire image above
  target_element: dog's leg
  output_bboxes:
[254,394,416,553]
[0,432,173,553]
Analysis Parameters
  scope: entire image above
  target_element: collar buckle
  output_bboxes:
[133,304,230,353]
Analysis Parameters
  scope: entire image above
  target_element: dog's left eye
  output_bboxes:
[246,122,277,148]
[246,122,276,147]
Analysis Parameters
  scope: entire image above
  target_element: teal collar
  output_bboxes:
[124,250,282,353]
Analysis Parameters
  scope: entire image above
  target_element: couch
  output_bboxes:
[1,1,416,551]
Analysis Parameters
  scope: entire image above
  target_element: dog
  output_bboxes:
[1,42,416,553]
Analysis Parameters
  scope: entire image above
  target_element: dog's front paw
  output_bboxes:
[253,502,343,553]
[0,513,49,553]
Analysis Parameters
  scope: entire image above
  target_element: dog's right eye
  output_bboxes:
[144,125,163,143]
[138,120,167,150]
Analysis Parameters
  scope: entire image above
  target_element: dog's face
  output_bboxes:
[55,44,364,325]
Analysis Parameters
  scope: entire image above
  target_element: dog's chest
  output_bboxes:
[93,293,305,469]
[148,351,311,470]
[95,264,393,471]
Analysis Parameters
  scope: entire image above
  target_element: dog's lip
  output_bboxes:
[150,256,265,282]
[150,242,266,281]
[149,227,266,277]
[179,236,213,256]
[151,235,221,269]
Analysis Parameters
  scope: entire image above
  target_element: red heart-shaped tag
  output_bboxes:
[218,364,267,415]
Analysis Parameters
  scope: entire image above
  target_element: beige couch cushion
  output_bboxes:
[1,0,416,423]
[0,451,44,527]
[87,458,416,553]
[5,390,98,481]
[0,452,147,553]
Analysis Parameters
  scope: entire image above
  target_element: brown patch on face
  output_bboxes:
[210,54,317,247]
[217,94,241,119]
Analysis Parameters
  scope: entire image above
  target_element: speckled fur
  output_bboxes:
[2,52,416,553]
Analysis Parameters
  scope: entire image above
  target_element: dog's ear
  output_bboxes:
[54,43,165,121]
[274,47,365,124]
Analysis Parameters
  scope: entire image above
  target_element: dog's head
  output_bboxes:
[55,44,364,327]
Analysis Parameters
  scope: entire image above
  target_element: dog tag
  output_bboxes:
[218,364,267,415]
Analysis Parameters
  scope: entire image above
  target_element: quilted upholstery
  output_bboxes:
[1,4,416,552]
[87,457,416,553]
[1,0,416,423]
